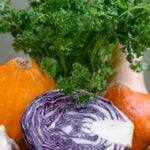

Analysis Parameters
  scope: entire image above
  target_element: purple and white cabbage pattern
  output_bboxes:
[22,90,132,150]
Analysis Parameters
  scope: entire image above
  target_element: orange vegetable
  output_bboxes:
[104,44,150,150]
[104,85,150,150]
[0,57,55,143]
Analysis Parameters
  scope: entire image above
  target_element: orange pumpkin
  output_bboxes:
[104,84,150,150]
[0,57,55,143]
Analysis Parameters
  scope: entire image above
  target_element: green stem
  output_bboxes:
[82,32,99,58]
[91,35,106,71]
[53,18,67,76]
[119,3,150,18]
[56,40,67,76]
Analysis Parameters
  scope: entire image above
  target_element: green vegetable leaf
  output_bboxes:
[40,57,57,77]
[0,0,149,103]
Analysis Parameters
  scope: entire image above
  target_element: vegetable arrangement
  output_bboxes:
[0,57,55,146]
[22,90,133,150]
[0,0,149,99]
[0,0,150,150]
[104,47,150,150]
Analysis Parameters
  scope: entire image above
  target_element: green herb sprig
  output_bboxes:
[0,0,150,103]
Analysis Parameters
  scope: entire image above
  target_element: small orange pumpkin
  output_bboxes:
[0,57,55,143]
[104,84,150,150]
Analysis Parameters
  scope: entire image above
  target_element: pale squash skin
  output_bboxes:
[0,57,56,145]
[104,45,150,150]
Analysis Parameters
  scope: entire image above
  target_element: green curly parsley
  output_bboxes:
[0,0,150,103]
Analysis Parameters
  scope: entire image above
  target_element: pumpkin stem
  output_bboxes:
[107,43,148,93]
[15,57,32,69]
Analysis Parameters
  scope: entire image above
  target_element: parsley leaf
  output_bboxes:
[0,0,149,103]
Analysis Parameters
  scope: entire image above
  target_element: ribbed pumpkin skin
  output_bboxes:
[0,58,56,143]
[104,85,150,150]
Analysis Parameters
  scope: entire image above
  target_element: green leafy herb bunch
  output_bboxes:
[0,0,150,102]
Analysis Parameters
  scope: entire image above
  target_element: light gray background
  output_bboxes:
[0,0,149,91]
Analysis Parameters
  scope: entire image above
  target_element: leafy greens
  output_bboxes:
[0,0,150,102]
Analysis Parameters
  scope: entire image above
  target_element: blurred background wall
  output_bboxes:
[0,0,149,92]
[144,51,150,92]
[0,0,28,63]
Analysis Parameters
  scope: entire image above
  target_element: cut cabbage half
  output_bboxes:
[22,90,134,150]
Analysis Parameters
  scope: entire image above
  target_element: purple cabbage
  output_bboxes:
[21,90,133,150]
